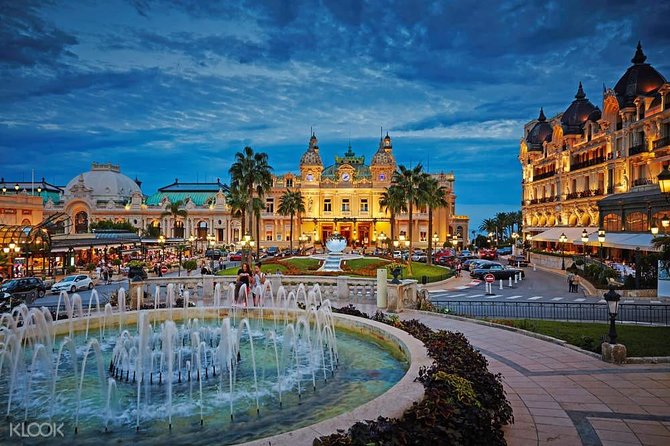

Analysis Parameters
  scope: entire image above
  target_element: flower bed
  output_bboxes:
[319,305,513,445]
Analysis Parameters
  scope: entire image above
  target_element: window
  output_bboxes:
[342,198,350,212]
[603,213,622,232]
[323,199,332,212]
[75,211,88,234]
[265,231,273,241]
[360,198,368,212]
[265,198,274,213]
[625,212,647,232]
[420,231,427,241]
[286,178,293,188]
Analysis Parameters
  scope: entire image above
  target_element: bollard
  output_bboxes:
[499,279,503,290]
[533,263,536,271]
[508,277,513,287]
[514,274,518,284]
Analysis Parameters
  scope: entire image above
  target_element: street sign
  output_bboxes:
[484,273,495,283]
[161,266,168,274]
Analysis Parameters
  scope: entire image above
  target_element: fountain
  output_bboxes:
[319,233,348,271]
[0,279,410,445]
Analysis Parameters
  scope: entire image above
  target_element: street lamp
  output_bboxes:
[525,234,532,262]
[378,232,387,255]
[188,234,195,255]
[14,183,19,193]
[432,232,439,257]
[597,228,606,267]
[559,232,567,270]
[662,214,670,230]
[158,234,165,262]
[603,287,621,344]
[451,234,458,251]
[658,164,670,194]
[581,229,589,266]
[488,232,494,247]
[241,232,255,264]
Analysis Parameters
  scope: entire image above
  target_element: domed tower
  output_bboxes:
[371,132,396,185]
[526,108,553,151]
[561,82,598,136]
[614,42,667,109]
[300,132,323,185]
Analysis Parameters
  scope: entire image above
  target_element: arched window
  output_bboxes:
[197,221,208,239]
[602,213,622,232]
[75,211,88,234]
[174,220,185,238]
[625,212,647,232]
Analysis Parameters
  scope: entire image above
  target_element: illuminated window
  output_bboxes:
[265,198,274,213]
[286,178,293,188]
[602,213,622,232]
[625,212,647,232]
[342,199,350,212]
[265,231,273,241]
[323,199,332,212]
[360,198,368,212]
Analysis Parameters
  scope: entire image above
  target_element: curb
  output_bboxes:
[412,309,670,364]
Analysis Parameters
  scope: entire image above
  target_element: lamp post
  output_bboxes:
[14,183,19,194]
[597,229,606,272]
[662,214,670,233]
[581,229,589,267]
[158,234,165,263]
[512,232,519,255]
[377,232,387,255]
[525,234,532,262]
[451,234,458,252]
[432,232,439,259]
[241,232,255,265]
[559,232,567,270]
[487,232,494,248]
[188,234,195,256]
[603,287,621,344]
[2,241,21,279]
[658,163,670,194]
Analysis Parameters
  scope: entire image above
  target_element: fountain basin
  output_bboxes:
[0,307,428,445]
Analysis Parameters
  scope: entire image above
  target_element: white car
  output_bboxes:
[51,275,94,294]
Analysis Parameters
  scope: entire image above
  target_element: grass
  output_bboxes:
[344,258,389,269]
[396,262,452,282]
[216,263,289,276]
[283,258,321,270]
[487,319,670,357]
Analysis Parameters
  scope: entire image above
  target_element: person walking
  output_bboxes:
[572,275,580,293]
[567,273,574,293]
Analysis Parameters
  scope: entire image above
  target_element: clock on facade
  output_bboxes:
[379,173,386,181]
[306,174,314,181]
[341,173,351,182]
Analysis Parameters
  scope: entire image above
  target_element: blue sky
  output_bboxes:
[2,0,669,231]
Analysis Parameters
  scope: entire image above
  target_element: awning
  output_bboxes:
[531,227,598,243]
[51,232,141,251]
[577,232,659,252]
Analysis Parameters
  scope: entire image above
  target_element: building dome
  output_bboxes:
[65,162,141,202]
[526,108,552,151]
[561,82,598,135]
[300,133,323,166]
[614,42,667,108]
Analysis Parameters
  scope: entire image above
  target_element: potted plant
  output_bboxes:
[388,262,404,284]
[182,259,197,275]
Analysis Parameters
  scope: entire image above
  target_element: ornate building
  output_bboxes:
[520,42,670,252]
[260,133,469,249]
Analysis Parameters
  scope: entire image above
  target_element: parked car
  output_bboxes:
[463,259,495,271]
[205,249,222,260]
[470,263,525,280]
[0,277,47,300]
[266,246,279,257]
[479,249,498,260]
[410,251,425,261]
[128,266,148,281]
[497,246,513,256]
[51,275,94,294]
[508,255,529,267]
[229,251,243,261]
[436,255,457,267]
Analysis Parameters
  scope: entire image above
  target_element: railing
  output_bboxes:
[566,189,604,200]
[629,143,647,156]
[429,300,670,325]
[653,136,670,150]
[633,177,655,187]
[570,156,605,171]
[533,171,556,181]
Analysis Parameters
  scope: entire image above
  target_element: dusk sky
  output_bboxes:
[2,0,669,231]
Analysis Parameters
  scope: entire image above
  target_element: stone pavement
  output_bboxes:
[348,302,670,446]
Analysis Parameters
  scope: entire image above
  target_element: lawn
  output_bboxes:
[487,319,670,357]
[395,262,453,283]
[216,263,289,276]
[283,258,321,271]
[344,258,389,269]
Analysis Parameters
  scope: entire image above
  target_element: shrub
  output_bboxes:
[127,260,146,268]
[574,258,584,266]
[325,307,513,445]
[66,265,76,274]
[182,259,197,272]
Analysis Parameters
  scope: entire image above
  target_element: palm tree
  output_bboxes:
[160,200,188,238]
[225,184,249,237]
[392,164,425,272]
[252,196,265,258]
[479,218,497,245]
[277,189,305,254]
[229,146,273,240]
[379,184,406,248]
[421,176,448,265]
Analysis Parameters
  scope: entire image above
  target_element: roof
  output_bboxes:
[531,227,599,243]
[561,82,598,135]
[526,108,552,150]
[50,231,141,251]
[158,179,228,193]
[145,192,217,206]
[614,42,667,108]
[598,186,660,205]
[321,145,372,180]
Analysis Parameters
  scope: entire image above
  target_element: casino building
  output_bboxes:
[520,42,670,256]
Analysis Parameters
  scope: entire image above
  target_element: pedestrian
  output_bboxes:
[572,275,580,293]
[235,263,251,305]
[252,263,266,307]
[567,273,574,292]
[456,262,462,277]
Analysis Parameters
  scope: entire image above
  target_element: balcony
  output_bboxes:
[570,156,605,171]
[633,177,655,187]
[533,170,556,181]
[565,189,603,200]
[653,136,670,150]
[629,143,647,156]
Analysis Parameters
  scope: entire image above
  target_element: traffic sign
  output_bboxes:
[484,273,495,283]
[161,265,168,274]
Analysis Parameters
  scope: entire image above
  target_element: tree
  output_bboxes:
[392,164,425,273]
[229,146,273,240]
[225,184,249,237]
[277,189,305,254]
[479,218,498,242]
[379,185,406,247]
[421,175,448,265]
[252,196,265,258]
[160,200,188,238]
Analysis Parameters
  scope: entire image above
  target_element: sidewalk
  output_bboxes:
[396,310,670,446]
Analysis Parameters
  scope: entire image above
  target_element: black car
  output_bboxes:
[205,249,222,260]
[470,263,525,280]
[128,266,148,280]
[0,277,47,302]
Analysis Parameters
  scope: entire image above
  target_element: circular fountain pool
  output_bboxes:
[0,284,410,445]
